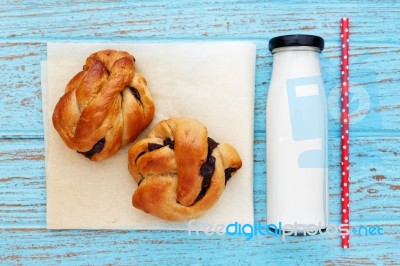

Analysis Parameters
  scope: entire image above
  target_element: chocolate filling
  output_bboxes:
[135,138,175,163]
[207,137,219,152]
[224,167,237,184]
[78,138,106,158]
[163,138,174,149]
[135,151,146,163]
[130,87,142,104]
[194,137,219,203]
[148,143,164,151]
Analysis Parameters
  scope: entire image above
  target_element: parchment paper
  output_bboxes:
[43,42,255,230]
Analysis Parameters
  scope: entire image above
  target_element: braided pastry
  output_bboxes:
[52,50,154,161]
[128,118,242,221]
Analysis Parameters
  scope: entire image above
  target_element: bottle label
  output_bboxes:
[286,76,326,168]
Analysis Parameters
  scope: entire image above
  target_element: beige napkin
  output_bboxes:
[43,42,255,230]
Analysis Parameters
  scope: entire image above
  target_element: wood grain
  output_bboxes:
[0,1,399,42]
[0,0,399,264]
[0,224,398,265]
[0,43,45,138]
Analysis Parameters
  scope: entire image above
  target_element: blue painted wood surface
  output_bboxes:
[0,1,399,265]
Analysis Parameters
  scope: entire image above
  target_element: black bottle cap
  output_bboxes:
[269,34,324,52]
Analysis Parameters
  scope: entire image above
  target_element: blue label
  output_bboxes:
[286,76,327,168]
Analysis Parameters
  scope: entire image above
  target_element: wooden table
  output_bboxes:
[0,1,399,264]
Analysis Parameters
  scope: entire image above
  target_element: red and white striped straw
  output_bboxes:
[340,17,350,249]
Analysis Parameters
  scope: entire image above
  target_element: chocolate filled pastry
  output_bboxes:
[128,118,242,221]
[52,50,155,161]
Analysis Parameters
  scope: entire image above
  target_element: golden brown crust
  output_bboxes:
[128,118,242,221]
[52,49,155,161]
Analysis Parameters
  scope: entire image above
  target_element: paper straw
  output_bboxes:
[340,17,350,249]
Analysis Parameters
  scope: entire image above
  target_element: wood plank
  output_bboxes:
[0,1,168,40]
[1,41,400,137]
[0,224,398,264]
[0,43,46,138]
[0,1,399,42]
[166,2,400,43]
[1,135,399,228]
[0,139,45,227]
